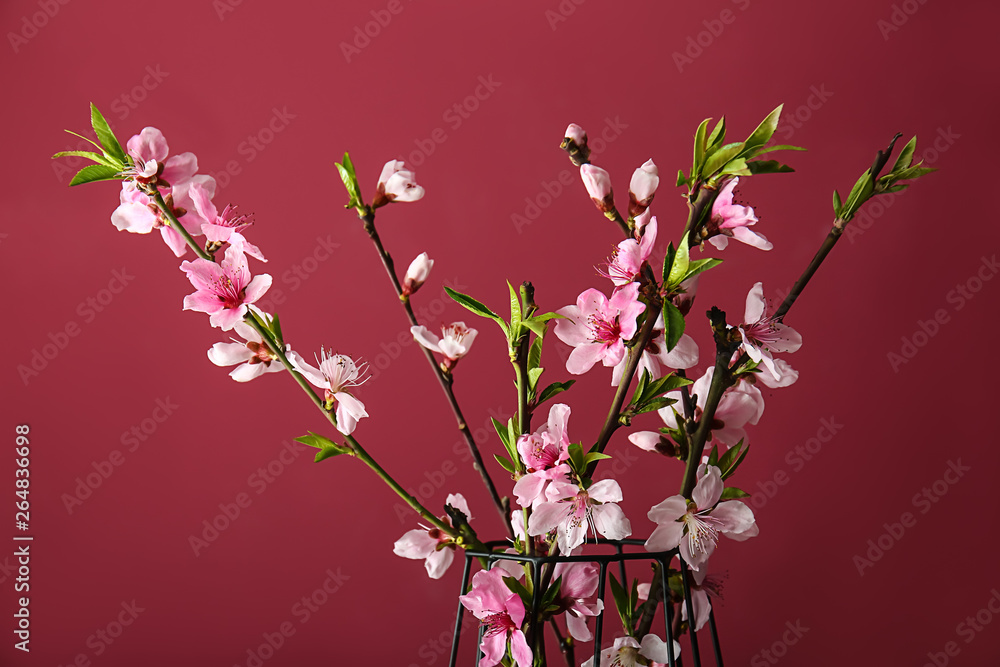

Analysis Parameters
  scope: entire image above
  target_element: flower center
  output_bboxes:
[682,510,723,557]
[481,611,515,638]
[212,275,245,309]
[589,314,622,345]
[742,316,783,348]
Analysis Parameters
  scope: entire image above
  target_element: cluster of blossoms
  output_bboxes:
[65,102,926,667]
[108,126,434,437]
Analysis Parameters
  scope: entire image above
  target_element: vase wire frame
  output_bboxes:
[448,539,725,667]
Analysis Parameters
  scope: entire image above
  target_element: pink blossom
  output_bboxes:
[288,349,369,436]
[402,252,433,296]
[580,164,614,212]
[179,239,272,331]
[631,367,763,449]
[459,568,533,667]
[393,493,470,579]
[682,567,726,632]
[207,321,287,382]
[628,159,659,218]
[512,403,572,507]
[706,177,771,251]
[124,127,198,188]
[737,282,802,383]
[603,216,657,287]
[633,208,653,236]
[411,322,477,370]
[554,283,646,375]
[611,311,699,387]
[188,182,264,260]
[373,160,424,207]
[551,561,604,642]
[528,479,631,553]
[565,123,587,147]
[583,634,680,667]
[645,465,756,570]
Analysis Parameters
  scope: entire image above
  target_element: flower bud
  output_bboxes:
[560,123,591,166]
[633,209,653,238]
[628,158,659,218]
[673,274,700,317]
[373,160,425,208]
[580,164,614,213]
[402,252,434,296]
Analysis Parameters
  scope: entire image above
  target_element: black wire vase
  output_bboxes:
[448,538,725,667]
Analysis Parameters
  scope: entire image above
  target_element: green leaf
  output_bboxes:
[749,143,806,156]
[719,487,750,499]
[744,104,783,151]
[702,142,746,178]
[503,576,532,608]
[707,445,720,467]
[68,164,122,186]
[444,287,506,333]
[52,150,119,169]
[583,452,613,467]
[692,118,711,178]
[270,313,284,345]
[314,446,345,462]
[335,151,363,209]
[528,335,543,371]
[609,574,633,635]
[537,380,575,406]
[890,136,917,173]
[661,300,686,353]
[745,159,792,175]
[527,367,544,390]
[494,453,516,474]
[719,157,750,177]
[666,233,691,287]
[676,169,687,188]
[706,116,726,150]
[718,441,749,480]
[832,189,842,217]
[662,242,676,285]
[521,317,546,338]
[682,257,722,284]
[90,103,126,164]
[507,281,522,335]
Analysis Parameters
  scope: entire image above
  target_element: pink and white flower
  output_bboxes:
[629,367,764,450]
[554,283,646,375]
[288,349,369,436]
[207,321,287,382]
[682,567,726,632]
[411,322,478,370]
[512,403,572,507]
[179,238,272,330]
[459,568,533,667]
[736,282,802,383]
[645,465,756,570]
[603,216,657,287]
[124,127,198,188]
[611,311,699,387]
[188,182,264,261]
[111,176,214,258]
[402,252,434,296]
[528,478,631,553]
[373,160,424,207]
[551,561,604,642]
[628,159,659,218]
[705,177,771,251]
[583,634,680,667]
[393,493,471,579]
[581,164,614,212]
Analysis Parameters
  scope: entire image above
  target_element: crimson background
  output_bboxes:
[3,0,999,665]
